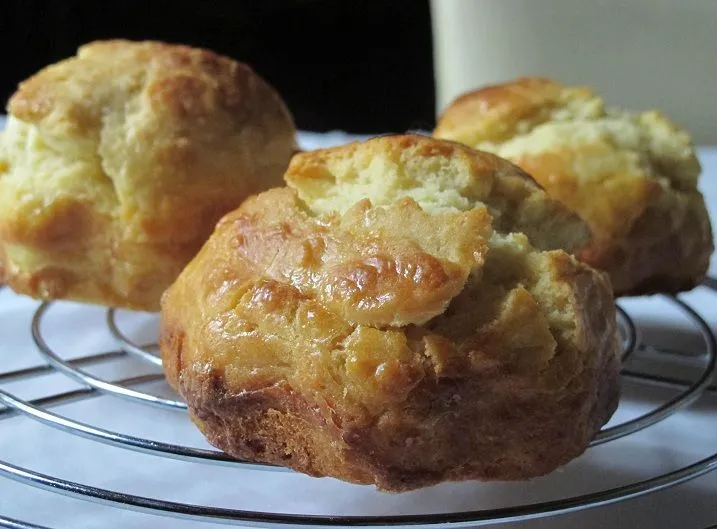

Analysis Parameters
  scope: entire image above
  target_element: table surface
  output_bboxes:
[1,124,716,529]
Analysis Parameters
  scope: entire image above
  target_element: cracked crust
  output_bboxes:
[160,135,621,491]
[0,39,296,310]
[434,77,713,295]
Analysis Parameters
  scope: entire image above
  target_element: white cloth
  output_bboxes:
[0,130,716,528]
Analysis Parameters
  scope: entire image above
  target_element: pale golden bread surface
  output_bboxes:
[0,39,296,310]
[434,77,713,295]
[0,243,5,285]
[160,135,621,491]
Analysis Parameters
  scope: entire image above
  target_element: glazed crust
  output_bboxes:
[434,77,713,295]
[0,39,296,310]
[160,135,621,491]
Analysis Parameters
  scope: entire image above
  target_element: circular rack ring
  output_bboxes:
[106,308,162,367]
[0,450,716,528]
[0,387,288,472]
[591,295,715,446]
[31,303,186,411]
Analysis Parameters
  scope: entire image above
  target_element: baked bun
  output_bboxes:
[0,39,296,311]
[160,135,620,492]
[434,77,713,295]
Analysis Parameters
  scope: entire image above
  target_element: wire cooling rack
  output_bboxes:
[1,281,716,529]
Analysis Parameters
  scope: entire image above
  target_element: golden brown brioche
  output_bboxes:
[0,39,296,311]
[160,135,621,492]
[434,77,713,296]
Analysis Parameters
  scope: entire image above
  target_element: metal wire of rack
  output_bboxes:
[1,282,716,529]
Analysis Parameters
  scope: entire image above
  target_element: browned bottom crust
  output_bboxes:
[178,353,620,492]
[0,237,199,311]
[578,191,713,297]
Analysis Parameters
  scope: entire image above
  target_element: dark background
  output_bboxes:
[0,0,436,133]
